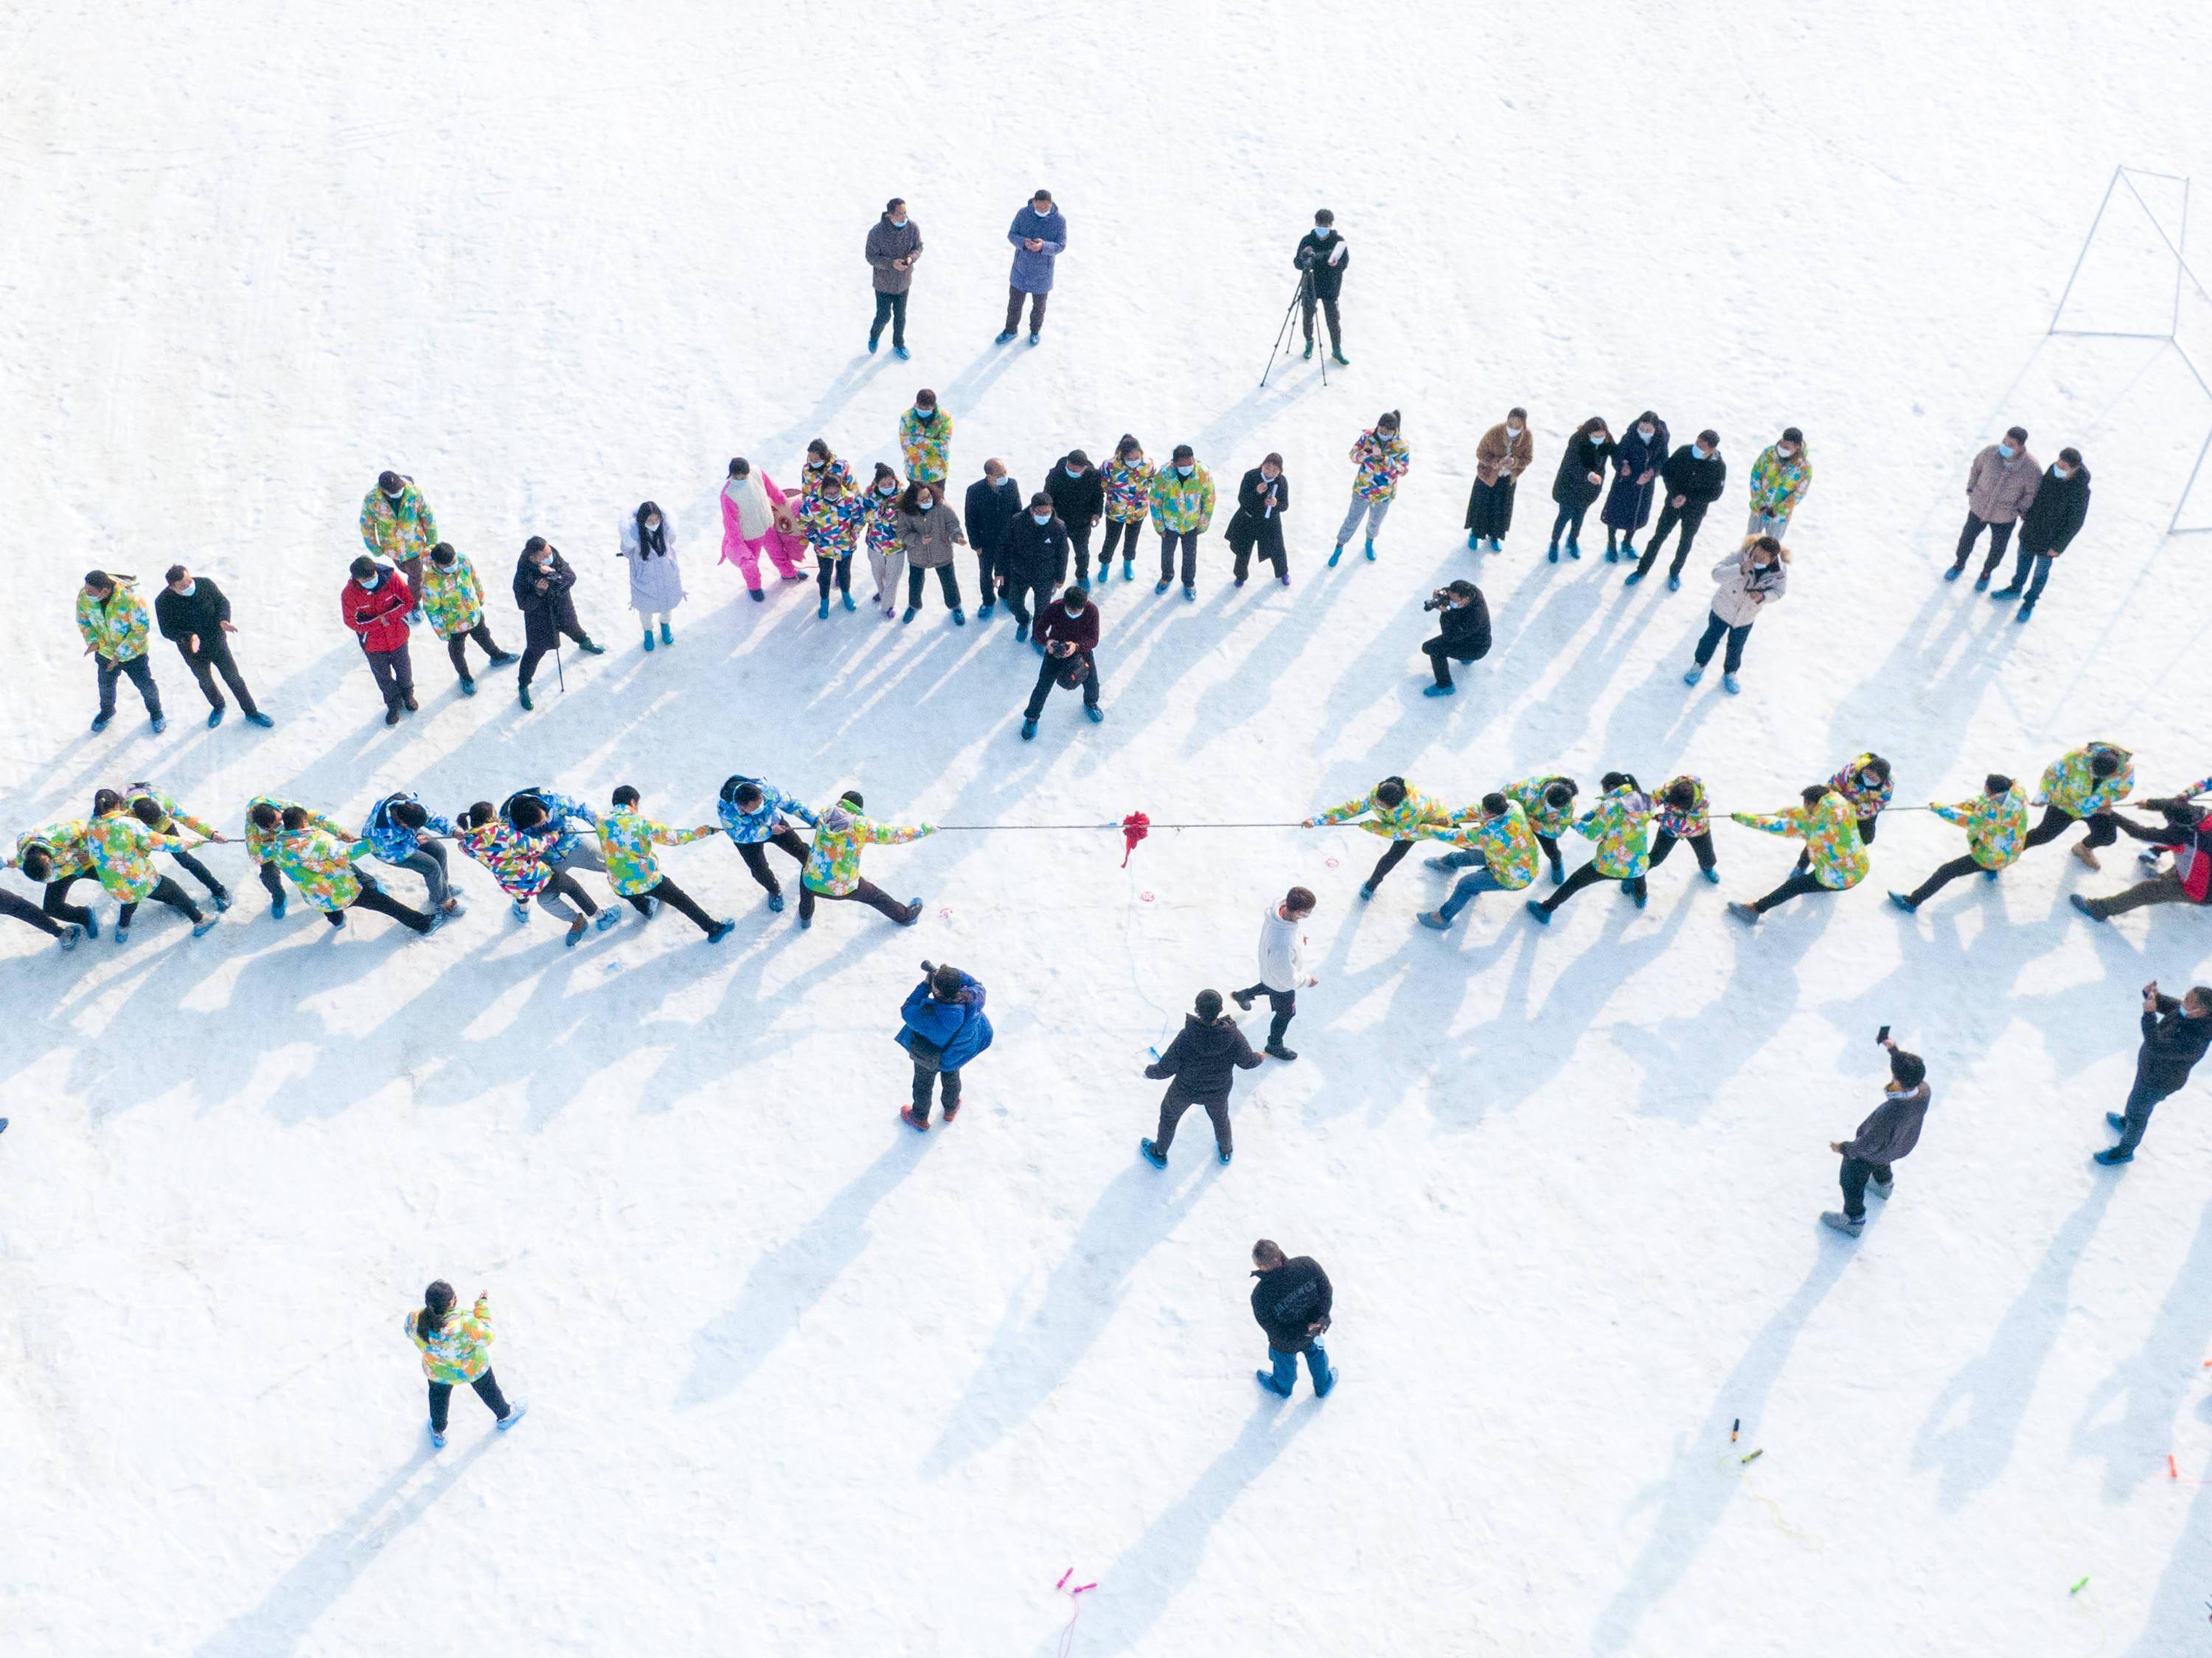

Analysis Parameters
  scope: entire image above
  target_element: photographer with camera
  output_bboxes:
[1293,209,1349,365]
[1419,580,1491,698]
[898,961,993,1131]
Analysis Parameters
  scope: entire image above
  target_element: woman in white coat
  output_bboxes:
[619,500,686,651]
[1682,534,1787,695]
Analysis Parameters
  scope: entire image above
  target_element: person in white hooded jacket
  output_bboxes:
[1231,886,1319,1061]
[1683,535,1788,696]
[619,501,686,651]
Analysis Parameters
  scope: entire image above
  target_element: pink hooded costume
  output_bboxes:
[720,471,807,589]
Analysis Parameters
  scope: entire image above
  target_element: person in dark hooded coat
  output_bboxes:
[1600,412,1669,561]
[1140,989,1264,1168]
[512,536,604,709]
[1989,446,2091,622]
[898,962,992,1130]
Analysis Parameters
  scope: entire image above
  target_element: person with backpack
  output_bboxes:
[1822,1034,1931,1236]
[1249,1239,1336,1398]
[1141,989,1262,1167]
[898,961,992,1131]
[405,1281,526,1449]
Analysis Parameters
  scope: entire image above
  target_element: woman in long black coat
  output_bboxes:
[512,536,605,710]
[1225,453,1292,585]
[1548,417,1614,563]
[1601,411,1669,562]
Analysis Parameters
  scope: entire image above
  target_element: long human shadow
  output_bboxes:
[195,1437,493,1657]
[1590,1241,1851,1655]
[1913,1177,2117,1509]
[2073,1195,2212,1502]
[919,1159,1220,1478]
[2120,1401,2212,1655]
[1054,1396,1318,1658]
[677,1131,926,1409]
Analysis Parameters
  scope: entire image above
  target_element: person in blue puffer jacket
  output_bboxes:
[715,774,820,913]
[898,962,993,1131]
[363,791,462,916]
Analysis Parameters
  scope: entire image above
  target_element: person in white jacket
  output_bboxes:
[1683,535,1787,696]
[619,501,686,651]
[1231,886,1319,1061]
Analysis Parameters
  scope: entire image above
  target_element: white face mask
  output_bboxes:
[890,215,908,229]
[2052,465,2072,480]
[644,518,661,533]
[990,475,1009,488]
[175,580,196,596]
[1065,464,1082,477]
[1032,511,1051,524]
[917,499,934,512]
[1176,465,1194,479]
[1638,426,1655,440]
[359,573,381,589]
[1506,425,1523,438]
[1775,445,1795,459]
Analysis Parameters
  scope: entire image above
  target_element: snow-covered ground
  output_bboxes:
[6,4,2212,1653]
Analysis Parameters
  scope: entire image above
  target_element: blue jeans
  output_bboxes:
[1267,1339,1332,1395]
[2005,547,2054,603]
[1438,867,1505,921]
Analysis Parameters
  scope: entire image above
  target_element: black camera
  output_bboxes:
[1422,589,1451,613]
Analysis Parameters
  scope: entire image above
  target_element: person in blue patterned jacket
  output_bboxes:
[363,791,462,917]
[717,775,820,914]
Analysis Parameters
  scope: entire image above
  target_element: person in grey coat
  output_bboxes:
[1948,426,2040,585]
[997,189,1066,346]
[893,479,967,625]
[865,198,922,358]
[618,502,685,651]
[1823,1036,1931,1235]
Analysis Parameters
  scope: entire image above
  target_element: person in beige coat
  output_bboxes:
[1464,409,1534,550]
[893,479,968,625]
[1948,426,2039,586]
[1683,535,1788,694]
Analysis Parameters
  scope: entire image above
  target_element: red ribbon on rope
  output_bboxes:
[1119,811,1150,867]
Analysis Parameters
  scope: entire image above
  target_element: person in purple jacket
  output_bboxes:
[996,190,1067,347]
[898,962,994,1131]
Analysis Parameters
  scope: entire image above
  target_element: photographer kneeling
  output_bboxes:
[1419,580,1491,698]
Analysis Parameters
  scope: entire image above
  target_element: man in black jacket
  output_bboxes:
[962,459,1023,620]
[1990,447,2090,622]
[999,493,1070,642]
[155,565,272,729]
[1822,1036,1931,1235]
[1251,1238,1336,1397]
[1045,451,1105,589]
[1293,209,1349,366]
[2096,980,2212,1163]
[1140,989,1262,1168]
[1419,580,1492,697]
[1630,431,1727,585]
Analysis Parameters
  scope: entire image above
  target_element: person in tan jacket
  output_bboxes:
[1948,426,2039,586]
[1464,409,1534,551]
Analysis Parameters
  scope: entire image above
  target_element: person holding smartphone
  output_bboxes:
[1823,1030,1930,1237]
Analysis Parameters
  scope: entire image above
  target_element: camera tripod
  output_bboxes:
[1261,268,1329,389]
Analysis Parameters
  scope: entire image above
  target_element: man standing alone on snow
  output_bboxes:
[1822,1034,1930,1236]
[1293,209,1349,365]
[155,565,273,729]
[2095,981,2212,1165]
[865,197,922,358]
[898,962,992,1131]
[1141,988,1263,1169]
[1250,1239,1336,1398]
[997,189,1066,346]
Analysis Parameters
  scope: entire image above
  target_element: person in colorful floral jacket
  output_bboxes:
[87,791,213,941]
[2023,741,2133,870]
[1418,793,1538,929]
[716,774,818,914]
[597,785,731,941]
[360,471,438,615]
[1495,775,1580,885]
[453,802,607,945]
[1649,775,1720,885]
[861,463,907,617]
[1332,412,1410,566]
[1728,785,1868,922]
[406,1280,525,1449]
[1747,428,1812,538]
[799,789,932,929]
[9,819,100,937]
[1889,774,2029,911]
[1099,435,1155,583]
[798,439,857,507]
[799,472,868,618]
[78,570,165,734]
[1308,775,1453,900]
[1148,445,1217,597]
[244,795,345,918]
[123,780,232,914]
[1528,773,1654,920]
[417,543,516,693]
[363,791,462,916]
[898,390,952,485]
[270,805,437,935]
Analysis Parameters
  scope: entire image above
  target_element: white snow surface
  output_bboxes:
[7,4,2212,1654]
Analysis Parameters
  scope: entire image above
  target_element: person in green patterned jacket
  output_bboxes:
[361,471,437,620]
[10,819,101,938]
[406,1280,526,1449]
[1307,776,1452,900]
[799,790,932,929]
[78,571,165,734]
[244,795,346,919]
[418,543,517,693]
[87,791,214,942]
[269,805,439,936]
[1889,774,2029,911]
[2022,741,2133,870]
[1486,775,1579,885]
[598,786,732,941]
[898,390,952,485]
[1418,794,1539,929]
[1147,445,1216,597]
[1527,773,1654,920]
[1728,785,1868,922]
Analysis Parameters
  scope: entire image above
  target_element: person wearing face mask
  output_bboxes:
[862,463,908,617]
[962,458,1023,618]
[797,474,867,620]
[1464,409,1534,552]
[154,563,271,729]
[1821,1036,1932,1237]
[1601,411,1669,561]
[417,542,517,694]
[1227,453,1293,586]
[617,499,686,651]
[1887,774,2029,912]
[719,458,809,599]
[1293,208,1350,365]
[1990,447,2091,620]
[1523,773,1653,921]
[1948,425,2039,586]
[1099,436,1155,585]
[342,555,417,726]
[999,493,1071,642]
[893,479,967,624]
[798,438,857,507]
[998,190,1067,346]
[1747,427,1812,539]
[1332,412,1408,567]
[1805,754,1893,874]
[1683,535,1787,693]
[1148,444,1216,597]
[865,197,922,358]
[78,570,164,735]
[1629,429,1726,587]
[360,470,437,622]
[1020,583,1105,738]
[1725,784,1867,922]
[1548,417,1613,562]
[1046,449,1106,588]
[898,389,952,490]
[511,536,604,712]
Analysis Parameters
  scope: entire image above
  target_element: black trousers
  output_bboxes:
[1301,288,1343,353]
[1102,518,1145,566]
[44,875,94,930]
[626,876,717,934]
[1535,833,1564,875]
[1636,499,1708,576]
[1155,1085,1234,1157]
[906,563,961,610]
[870,288,908,347]
[257,859,286,904]
[1752,869,1830,914]
[2114,1078,2172,1155]
[1,885,63,938]
[1550,500,1593,545]
[1954,514,2014,572]
[1237,983,1297,1047]
[1002,573,1053,628]
[445,622,508,679]
[798,878,915,926]
[1231,521,1287,583]
[332,884,434,933]
[1064,521,1093,584]
[168,847,228,901]
[1366,839,1416,891]
[517,623,590,689]
[1649,829,1716,873]
[2023,803,2118,852]
[735,828,810,898]
[1540,860,1645,911]
[1024,653,1101,719]
[815,555,854,601]
[96,653,163,721]
[1423,639,1479,687]
[1158,530,1200,587]
[118,874,203,928]
[1839,1156,1893,1221]
[911,1061,963,1122]
[428,1369,511,1432]
[1905,853,1986,906]
[366,643,414,709]
[178,637,260,716]
[973,545,1004,600]
[1004,286,1047,334]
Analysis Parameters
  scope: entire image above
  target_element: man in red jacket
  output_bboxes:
[343,555,417,726]
[1019,584,1104,739]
